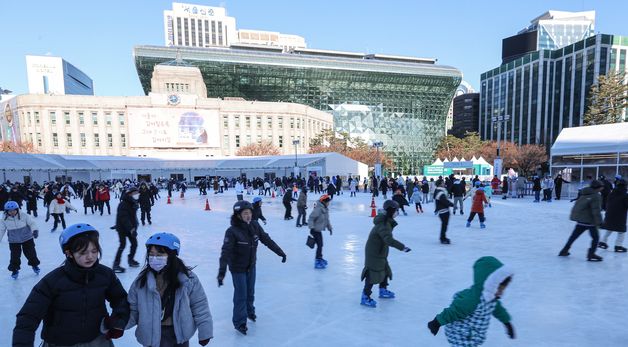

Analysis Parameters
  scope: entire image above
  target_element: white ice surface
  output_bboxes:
[1,189,627,347]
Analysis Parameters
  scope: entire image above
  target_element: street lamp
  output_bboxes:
[372,141,384,177]
[292,139,300,177]
[491,114,510,179]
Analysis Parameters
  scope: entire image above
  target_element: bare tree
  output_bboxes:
[235,140,281,156]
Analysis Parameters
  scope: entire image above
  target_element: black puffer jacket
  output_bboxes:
[115,194,138,235]
[219,217,285,274]
[252,203,266,223]
[138,187,154,210]
[601,186,628,232]
[12,261,129,347]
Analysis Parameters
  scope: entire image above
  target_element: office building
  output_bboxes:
[449,93,480,138]
[134,45,462,173]
[163,2,237,47]
[26,55,94,95]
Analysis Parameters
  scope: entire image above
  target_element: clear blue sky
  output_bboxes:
[1,0,626,96]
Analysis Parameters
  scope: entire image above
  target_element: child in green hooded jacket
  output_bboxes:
[427,256,515,347]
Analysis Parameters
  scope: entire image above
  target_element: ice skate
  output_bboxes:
[314,259,326,269]
[11,270,19,279]
[598,242,608,249]
[128,258,140,268]
[440,238,451,245]
[379,288,395,299]
[236,324,248,335]
[32,266,40,275]
[296,224,302,227]
[480,223,486,229]
[615,246,627,253]
[360,294,377,307]
[558,250,570,257]
[587,254,603,262]
[248,313,257,322]
[113,265,126,273]
[466,222,471,227]
[320,258,328,266]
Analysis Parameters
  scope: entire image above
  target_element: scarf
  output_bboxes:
[56,197,65,204]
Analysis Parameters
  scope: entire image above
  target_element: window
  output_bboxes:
[50,112,56,125]
[246,135,251,145]
[35,112,40,124]
[64,112,70,125]
[80,133,86,147]
[296,118,300,129]
[94,134,100,147]
[121,134,126,147]
[234,115,240,128]
[52,133,58,147]
[290,118,294,129]
[267,117,272,128]
[92,112,98,125]
[26,112,31,126]
[256,135,262,143]
[256,116,262,129]
[223,116,228,128]
[223,135,229,148]
[79,112,84,125]
[106,113,112,126]
[36,133,41,147]
[267,135,272,142]
[66,133,72,147]
[235,135,240,148]
[278,135,283,148]
[107,133,113,147]
[118,113,125,126]
[245,116,251,129]
[278,117,283,129]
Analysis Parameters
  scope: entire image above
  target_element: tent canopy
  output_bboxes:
[551,123,628,156]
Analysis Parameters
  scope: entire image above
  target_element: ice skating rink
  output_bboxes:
[2,190,627,347]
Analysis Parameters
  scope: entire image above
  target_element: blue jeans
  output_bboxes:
[231,268,256,327]
[534,191,540,201]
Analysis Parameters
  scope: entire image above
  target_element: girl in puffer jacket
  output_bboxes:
[127,232,213,347]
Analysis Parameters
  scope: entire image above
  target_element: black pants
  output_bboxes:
[561,224,599,256]
[51,213,66,230]
[415,202,423,211]
[141,208,152,224]
[99,201,111,215]
[555,187,562,200]
[467,212,485,223]
[8,239,40,272]
[543,189,552,201]
[284,203,292,219]
[310,230,324,259]
[160,325,189,347]
[27,207,37,217]
[264,188,271,195]
[439,212,450,240]
[84,206,94,214]
[114,230,138,265]
[362,272,388,297]
[296,206,307,225]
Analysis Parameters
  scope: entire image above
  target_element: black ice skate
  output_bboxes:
[113,265,126,273]
[598,242,609,249]
[615,246,627,253]
[236,324,248,335]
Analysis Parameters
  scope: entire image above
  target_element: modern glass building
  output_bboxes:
[134,45,462,173]
[480,34,628,148]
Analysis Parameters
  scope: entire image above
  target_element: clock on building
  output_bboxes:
[167,94,181,105]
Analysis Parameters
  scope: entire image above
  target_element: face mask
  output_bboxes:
[148,256,168,272]
[132,194,140,200]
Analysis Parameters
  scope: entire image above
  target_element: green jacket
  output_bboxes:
[569,187,602,226]
[361,213,405,285]
[436,256,512,326]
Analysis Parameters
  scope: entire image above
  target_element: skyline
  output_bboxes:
[2,0,627,97]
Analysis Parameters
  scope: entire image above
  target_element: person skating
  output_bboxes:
[127,232,213,346]
[434,182,454,244]
[541,175,554,202]
[392,189,410,216]
[427,256,515,346]
[217,200,286,335]
[501,176,509,200]
[282,188,297,220]
[307,194,333,269]
[296,187,308,227]
[0,201,40,279]
[466,185,489,229]
[25,187,41,217]
[559,180,605,261]
[138,183,154,226]
[83,184,96,215]
[113,188,140,273]
[360,200,411,308]
[252,196,267,225]
[598,179,628,253]
[451,178,465,215]
[48,191,77,232]
[96,184,111,215]
[411,186,424,213]
[12,223,130,346]
[554,174,570,200]
[532,176,542,202]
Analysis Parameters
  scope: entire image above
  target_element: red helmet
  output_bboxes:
[319,194,331,203]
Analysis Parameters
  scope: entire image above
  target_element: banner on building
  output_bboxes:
[127,108,220,148]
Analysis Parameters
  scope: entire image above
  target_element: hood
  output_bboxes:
[472,256,513,302]
[373,212,398,228]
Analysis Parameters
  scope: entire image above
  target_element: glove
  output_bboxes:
[33,230,39,239]
[199,338,211,346]
[217,273,225,287]
[403,247,411,253]
[329,229,333,236]
[427,317,441,336]
[505,322,515,339]
[281,255,287,263]
[103,315,124,340]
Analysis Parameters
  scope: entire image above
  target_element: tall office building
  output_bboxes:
[502,10,595,64]
[134,45,461,173]
[26,55,94,96]
[163,3,237,48]
[480,29,628,148]
[450,93,480,138]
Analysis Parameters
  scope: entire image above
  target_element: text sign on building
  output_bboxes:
[127,108,219,148]
[443,161,474,169]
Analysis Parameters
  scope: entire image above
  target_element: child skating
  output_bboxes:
[427,256,515,346]
[0,201,41,279]
[466,186,488,229]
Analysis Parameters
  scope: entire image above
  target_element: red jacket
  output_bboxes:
[491,177,500,190]
[471,190,488,213]
[95,188,110,202]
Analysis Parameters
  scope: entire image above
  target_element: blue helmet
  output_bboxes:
[59,223,99,251]
[146,232,181,255]
[253,197,262,203]
[475,181,481,187]
[4,201,19,211]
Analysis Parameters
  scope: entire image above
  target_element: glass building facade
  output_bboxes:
[480,34,628,147]
[134,46,462,173]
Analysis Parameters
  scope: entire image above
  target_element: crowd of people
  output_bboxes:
[0,169,625,346]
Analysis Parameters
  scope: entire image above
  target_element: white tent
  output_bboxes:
[433,158,443,165]
[551,122,628,156]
